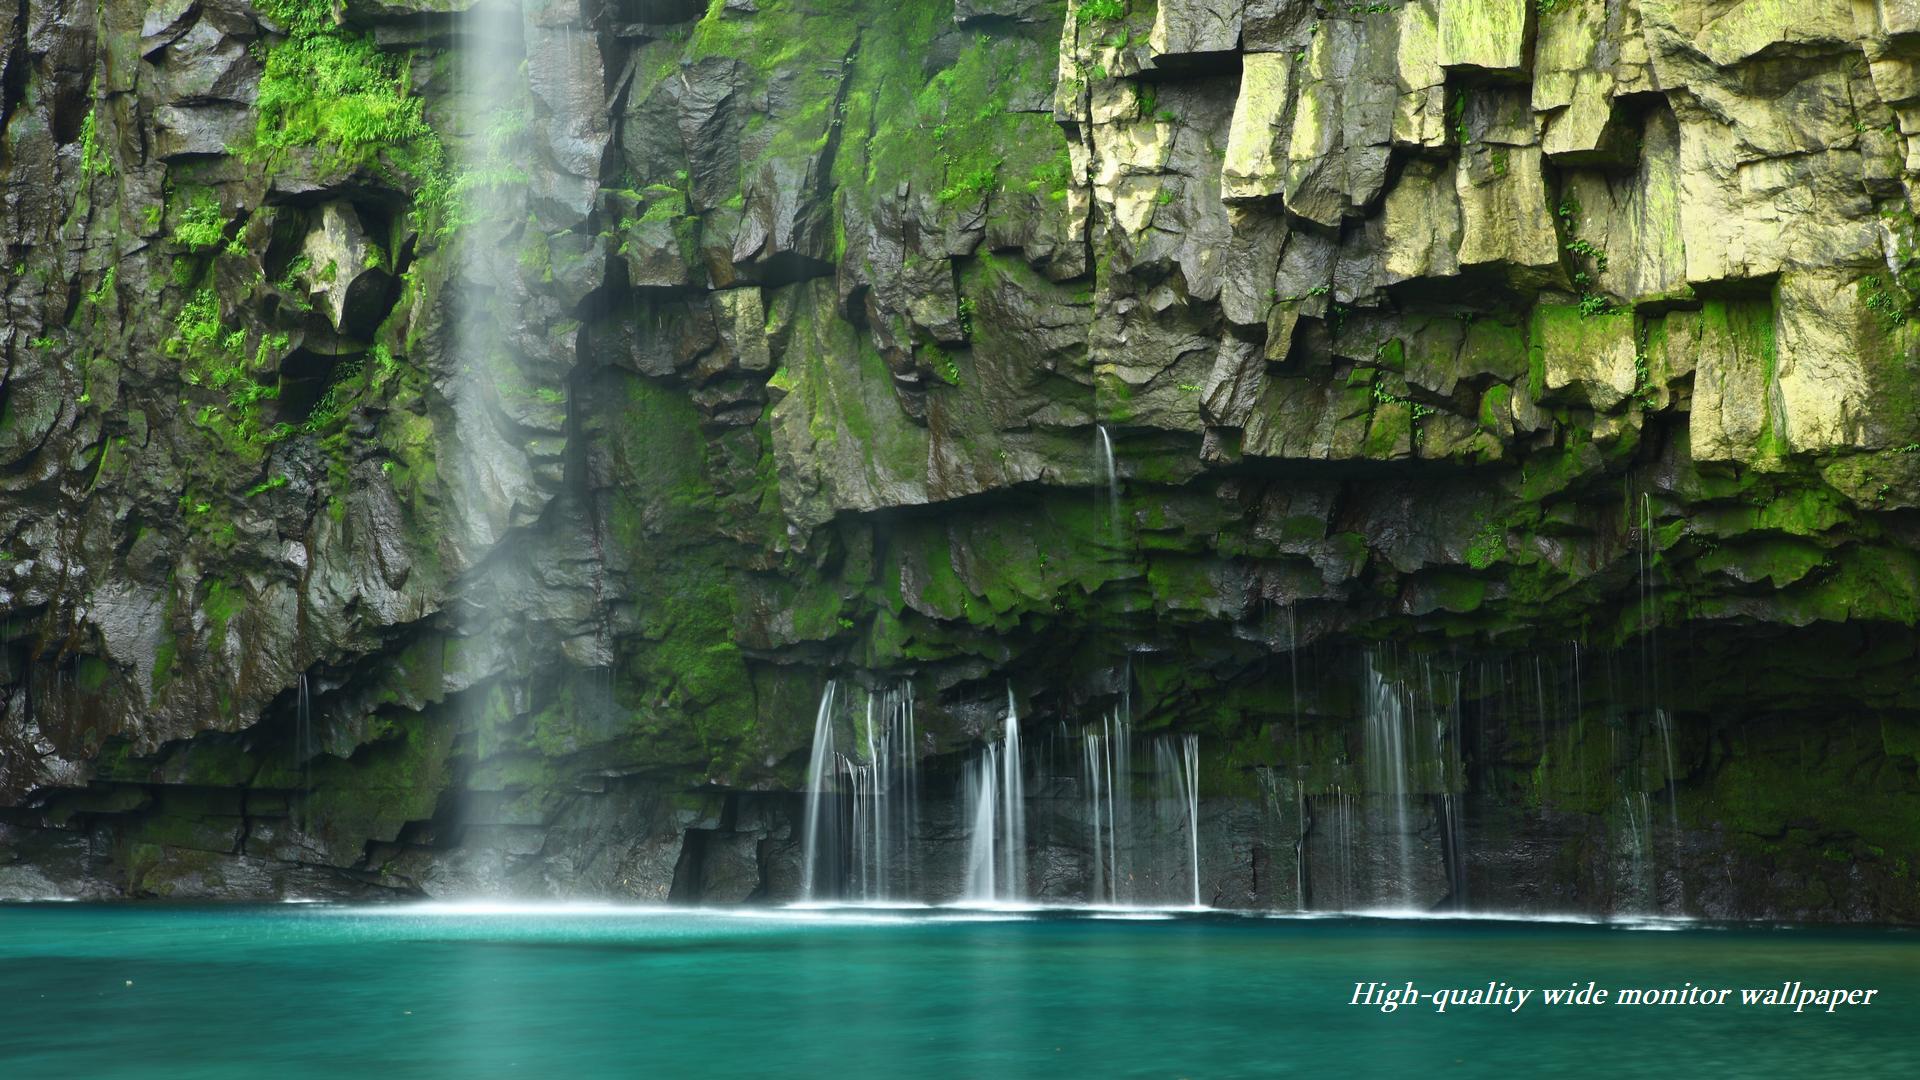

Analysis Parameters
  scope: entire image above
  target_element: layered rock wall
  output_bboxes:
[1,0,1918,919]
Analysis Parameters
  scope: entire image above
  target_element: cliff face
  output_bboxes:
[2,0,1918,919]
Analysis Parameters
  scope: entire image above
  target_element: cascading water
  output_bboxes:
[1082,709,1129,903]
[1000,687,1026,894]
[1343,651,1469,911]
[1361,656,1415,905]
[962,688,1028,902]
[801,682,921,901]
[962,745,999,900]
[796,675,1220,908]
[799,682,843,901]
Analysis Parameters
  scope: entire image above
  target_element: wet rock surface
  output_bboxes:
[1,0,1918,919]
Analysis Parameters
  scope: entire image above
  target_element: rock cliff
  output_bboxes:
[2,0,1918,919]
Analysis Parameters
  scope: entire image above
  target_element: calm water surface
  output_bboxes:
[0,904,1914,1077]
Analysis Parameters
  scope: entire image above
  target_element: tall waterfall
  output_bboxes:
[799,682,921,902]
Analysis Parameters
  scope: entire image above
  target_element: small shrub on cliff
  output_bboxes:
[172,190,228,251]
[79,108,113,179]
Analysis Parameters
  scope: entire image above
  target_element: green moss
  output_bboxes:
[75,656,113,694]
[1695,537,1826,587]
[598,376,760,764]
[294,712,455,852]
[814,0,1072,242]
[201,578,245,654]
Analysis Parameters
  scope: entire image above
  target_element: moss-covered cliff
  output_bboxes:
[1,0,1917,919]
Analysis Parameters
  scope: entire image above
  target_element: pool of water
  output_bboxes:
[1,903,1914,1077]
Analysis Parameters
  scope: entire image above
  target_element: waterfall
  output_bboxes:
[961,687,1028,903]
[801,682,921,902]
[1000,687,1025,894]
[1354,651,1468,909]
[799,682,842,901]
[1362,656,1414,905]
[1084,725,1109,901]
[1082,708,1132,903]
[962,746,999,900]
[864,684,919,898]
[1180,735,1200,905]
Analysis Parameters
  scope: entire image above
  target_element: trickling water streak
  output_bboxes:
[899,685,919,895]
[1437,792,1465,907]
[1081,712,1125,904]
[1095,425,1120,539]
[1324,788,1357,909]
[1653,707,1679,835]
[1152,734,1201,906]
[296,673,312,830]
[1115,660,1134,901]
[1621,791,1655,912]
[1284,605,1308,911]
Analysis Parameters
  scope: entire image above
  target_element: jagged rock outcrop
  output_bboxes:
[2,0,1918,920]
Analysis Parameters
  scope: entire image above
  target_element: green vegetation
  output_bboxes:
[250,0,458,233]
[1558,197,1618,317]
[79,107,113,179]
[171,189,228,251]
[1862,274,1913,332]
[252,0,430,159]
[938,160,1001,205]
[1465,519,1508,570]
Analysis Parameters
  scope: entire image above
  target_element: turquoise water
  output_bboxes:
[1,904,1915,1078]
